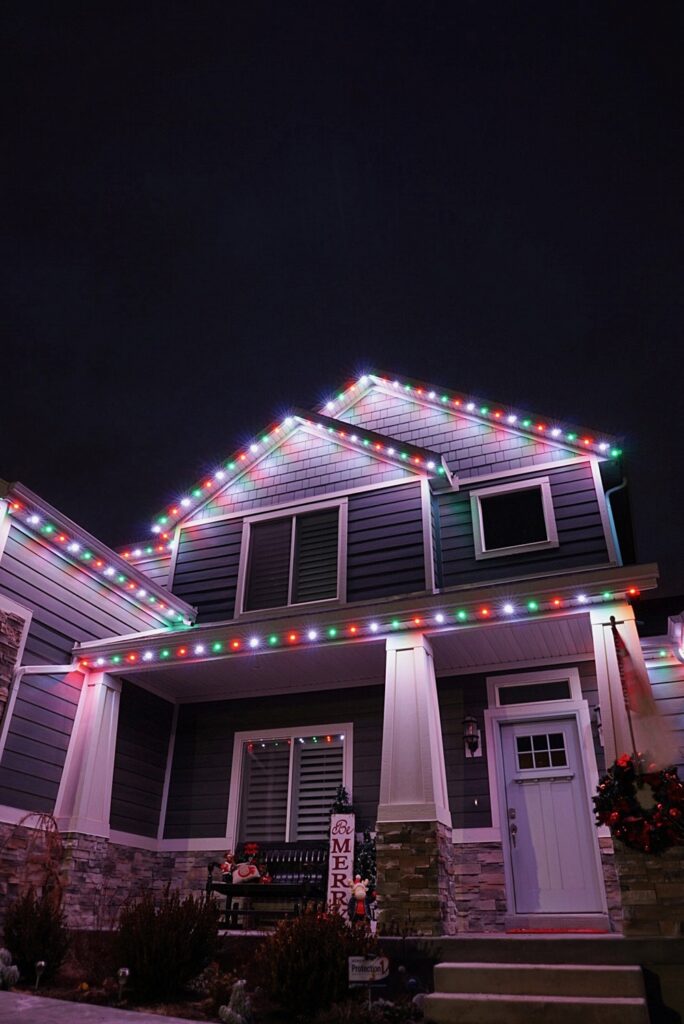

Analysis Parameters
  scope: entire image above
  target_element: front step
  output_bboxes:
[434,962,645,998]
[424,993,649,1024]
[425,962,650,1024]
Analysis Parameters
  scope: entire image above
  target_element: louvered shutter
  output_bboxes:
[291,741,344,840]
[238,745,290,843]
[244,518,292,611]
[292,509,339,603]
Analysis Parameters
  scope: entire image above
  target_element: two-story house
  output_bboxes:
[0,372,673,935]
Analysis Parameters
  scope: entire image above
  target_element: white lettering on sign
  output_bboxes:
[348,956,390,983]
[327,813,355,912]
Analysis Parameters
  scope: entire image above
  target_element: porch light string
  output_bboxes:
[5,500,189,624]
[77,585,642,670]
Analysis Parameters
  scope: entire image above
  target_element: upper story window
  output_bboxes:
[240,501,345,613]
[470,477,558,560]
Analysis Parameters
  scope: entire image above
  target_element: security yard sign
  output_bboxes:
[348,956,390,984]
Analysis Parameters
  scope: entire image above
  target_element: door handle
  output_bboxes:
[509,823,518,848]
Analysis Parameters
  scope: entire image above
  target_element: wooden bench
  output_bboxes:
[206,842,329,928]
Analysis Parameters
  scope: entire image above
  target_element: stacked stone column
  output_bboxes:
[375,634,456,935]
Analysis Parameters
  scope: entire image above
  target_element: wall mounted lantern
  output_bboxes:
[463,715,482,758]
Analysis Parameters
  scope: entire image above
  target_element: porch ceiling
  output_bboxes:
[124,611,593,703]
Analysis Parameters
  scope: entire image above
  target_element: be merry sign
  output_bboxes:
[327,813,355,911]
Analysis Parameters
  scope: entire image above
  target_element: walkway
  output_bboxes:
[0,991,195,1023]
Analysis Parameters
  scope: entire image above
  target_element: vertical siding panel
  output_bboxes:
[438,674,491,830]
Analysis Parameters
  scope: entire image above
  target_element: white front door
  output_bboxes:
[500,717,603,915]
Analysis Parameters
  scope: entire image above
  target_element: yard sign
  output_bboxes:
[327,813,355,911]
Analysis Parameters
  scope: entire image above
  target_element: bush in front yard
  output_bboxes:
[253,910,378,1018]
[115,887,219,1001]
[3,888,70,983]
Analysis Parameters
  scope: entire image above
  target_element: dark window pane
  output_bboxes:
[533,735,548,751]
[548,733,565,749]
[518,753,534,770]
[516,736,532,752]
[292,509,339,603]
[551,750,568,767]
[535,751,550,768]
[245,519,292,611]
[499,681,571,705]
[480,487,548,551]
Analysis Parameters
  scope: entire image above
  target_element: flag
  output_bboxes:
[611,622,677,767]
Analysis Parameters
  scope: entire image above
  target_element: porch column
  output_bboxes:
[590,601,638,763]
[375,633,455,936]
[54,671,121,837]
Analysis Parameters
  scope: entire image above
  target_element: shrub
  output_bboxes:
[115,887,219,1001]
[0,948,20,990]
[253,910,377,1018]
[3,888,69,982]
[188,960,237,1012]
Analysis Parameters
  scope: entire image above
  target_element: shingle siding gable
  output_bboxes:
[340,389,579,478]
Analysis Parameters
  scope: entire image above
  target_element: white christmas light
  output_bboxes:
[151,525,161,533]
[507,414,517,424]
[29,515,40,525]
[369,622,379,633]
[551,428,561,438]
[388,447,395,455]
[68,542,80,553]
[599,442,609,452]
[194,644,206,655]
[143,651,154,661]
[466,402,475,412]
[95,657,105,667]
[307,629,318,641]
[104,566,115,577]
[181,497,191,507]
[249,637,260,648]
[215,470,225,480]
[503,603,515,615]
[137,588,146,598]
[133,549,142,557]
[428,391,436,399]
[577,594,588,604]
[427,461,435,470]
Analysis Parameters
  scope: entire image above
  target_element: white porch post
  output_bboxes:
[377,632,451,827]
[590,601,639,763]
[54,671,121,837]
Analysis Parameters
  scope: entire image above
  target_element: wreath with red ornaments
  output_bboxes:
[593,754,684,854]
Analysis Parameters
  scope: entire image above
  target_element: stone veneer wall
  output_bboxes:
[0,820,224,930]
[0,608,24,717]
[449,842,507,932]
[375,821,456,936]
[613,842,684,937]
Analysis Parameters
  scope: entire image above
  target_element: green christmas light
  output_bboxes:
[160,649,170,658]
[112,655,121,664]
[527,600,539,612]
[212,641,223,652]
[269,635,278,645]
[456,610,467,621]
[327,627,337,638]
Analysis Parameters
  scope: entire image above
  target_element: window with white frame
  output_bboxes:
[241,503,343,612]
[470,477,558,559]
[233,727,351,844]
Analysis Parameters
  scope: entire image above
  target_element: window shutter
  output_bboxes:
[239,745,290,843]
[244,518,292,611]
[292,509,339,604]
[291,741,344,840]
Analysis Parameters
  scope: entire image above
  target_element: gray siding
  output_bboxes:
[438,462,610,587]
[164,684,383,839]
[439,660,603,831]
[109,682,174,837]
[0,524,167,665]
[438,674,492,830]
[0,671,84,811]
[647,658,684,776]
[134,553,171,589]
[172,518,243,622]
[347,483,426,602]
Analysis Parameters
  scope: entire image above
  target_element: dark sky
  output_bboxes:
[3,2,683,593]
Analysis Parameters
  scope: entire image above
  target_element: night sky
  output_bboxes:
[3,3,683,594]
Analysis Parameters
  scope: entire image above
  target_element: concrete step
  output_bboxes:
[434,961,646,998]
[424,992,650,1024]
